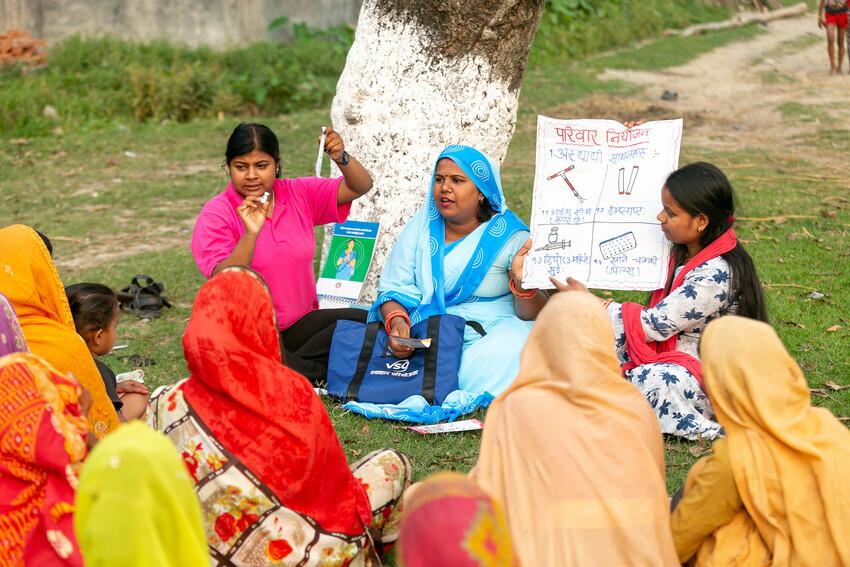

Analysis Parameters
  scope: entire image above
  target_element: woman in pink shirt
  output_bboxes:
[191,123,373,384]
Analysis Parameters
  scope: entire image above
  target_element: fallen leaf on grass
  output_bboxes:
[827,325,843,332]
[360,424,370,435]
[688,445,711,458]
[824,381,849,391]
[351,449,362,458]
[802,227,820,241]
[821,210,838,219]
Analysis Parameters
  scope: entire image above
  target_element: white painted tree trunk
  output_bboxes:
[329,0,544,302]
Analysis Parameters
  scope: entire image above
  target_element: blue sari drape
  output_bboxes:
[346,146,532,423]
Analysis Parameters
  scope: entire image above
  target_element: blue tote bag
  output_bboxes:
[327,315,476,405]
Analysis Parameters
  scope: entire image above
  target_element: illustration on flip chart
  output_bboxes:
[547,165,587,204]
[523,116,683,291]
[618,165,639,196]
[534,226,571,252]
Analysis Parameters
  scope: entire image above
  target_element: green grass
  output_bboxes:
[761,69,796,84]
[529,0,735,66]
[2,3,847,521]
[778,101,832,123]
[590,25,764,71]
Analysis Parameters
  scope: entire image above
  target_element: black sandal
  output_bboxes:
[117,274,173,319]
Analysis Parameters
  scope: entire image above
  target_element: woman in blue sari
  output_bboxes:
[355,145,547,420]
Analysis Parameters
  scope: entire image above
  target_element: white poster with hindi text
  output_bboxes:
[523,116,682,291]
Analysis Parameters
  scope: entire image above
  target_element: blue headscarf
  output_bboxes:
[369,145,528,325]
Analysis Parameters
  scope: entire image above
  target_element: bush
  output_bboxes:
[529,0,734,66]
[0,24,353,137]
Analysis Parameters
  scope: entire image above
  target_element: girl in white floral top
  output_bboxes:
[553,162,767,440]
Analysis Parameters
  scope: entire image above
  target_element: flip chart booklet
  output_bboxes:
[523,116,683,291]
[317,220,381,308]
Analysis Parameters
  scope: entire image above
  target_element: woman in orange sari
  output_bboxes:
[0,224,119,438]
[472,292,678,566]
[149,268,410,566]
[0,352,89,566]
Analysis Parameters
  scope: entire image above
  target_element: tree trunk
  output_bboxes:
[329,0,545,301]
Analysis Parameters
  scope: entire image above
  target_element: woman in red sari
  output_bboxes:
[0,352,89,566]
[149,268,410,566]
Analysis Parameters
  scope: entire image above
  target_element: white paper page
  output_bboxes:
[524,116,682,291]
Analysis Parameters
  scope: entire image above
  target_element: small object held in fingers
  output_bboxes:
[390,336,432,349]
[259,191,270,205]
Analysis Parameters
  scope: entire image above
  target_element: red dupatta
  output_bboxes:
[181,270,372,536]
[621,228,737,387]
[0,353,88,567]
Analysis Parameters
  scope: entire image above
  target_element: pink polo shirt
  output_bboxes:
[191,177,351,330]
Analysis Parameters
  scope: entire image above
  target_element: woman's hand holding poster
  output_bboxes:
[523,116,683,291]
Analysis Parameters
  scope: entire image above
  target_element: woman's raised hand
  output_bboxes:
[237,195,270,235]
[388,318,414,359]
[321,127,346,163]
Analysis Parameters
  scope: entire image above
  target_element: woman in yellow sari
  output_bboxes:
[75,421,209,567]
[670,316,850,565]
[471,292,678,566]
[0,224,119,438]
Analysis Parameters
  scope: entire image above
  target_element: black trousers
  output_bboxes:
[280,308,368,385]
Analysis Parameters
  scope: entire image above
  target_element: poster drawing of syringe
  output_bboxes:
[523,116,683,291]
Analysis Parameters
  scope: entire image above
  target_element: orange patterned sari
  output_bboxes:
[0,224,119,438]
[0,352,88,566]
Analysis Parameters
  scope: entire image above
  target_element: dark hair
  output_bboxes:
[225,123,281,178]
[65,283,119,334]
[665,162,768,322]
[476,198,495,223]
[35,230,53,256]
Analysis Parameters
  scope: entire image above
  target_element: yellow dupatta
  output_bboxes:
[0,224,119,437]
[472,292,678,566]
[697,316,850,566]
[74,421,209,566]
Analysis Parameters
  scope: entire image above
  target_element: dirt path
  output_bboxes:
[597,14,850,172]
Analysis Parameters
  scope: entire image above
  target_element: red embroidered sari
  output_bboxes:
[180,269,372,536]
[0,353,88,567]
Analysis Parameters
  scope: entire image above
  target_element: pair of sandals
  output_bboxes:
[117,275,172,319]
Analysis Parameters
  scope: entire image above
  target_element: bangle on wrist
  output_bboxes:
[601,298,614,309]
[509,278,537,299]
[384,310,410,334]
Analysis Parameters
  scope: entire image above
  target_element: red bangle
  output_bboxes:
[509,278,537,299]
[384,310,410,334]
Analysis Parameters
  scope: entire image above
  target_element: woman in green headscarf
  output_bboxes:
[74,422,209,566]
